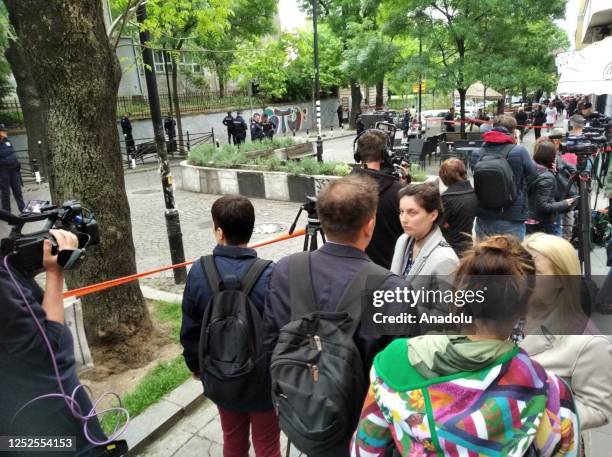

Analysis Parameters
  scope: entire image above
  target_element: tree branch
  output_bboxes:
[108,0,147,43]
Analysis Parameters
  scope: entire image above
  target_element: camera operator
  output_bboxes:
[0,229,106,455]
[351,130,404,269]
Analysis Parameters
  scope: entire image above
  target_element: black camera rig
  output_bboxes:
[0,200,99,277]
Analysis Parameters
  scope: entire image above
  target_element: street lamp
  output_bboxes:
[312,0,323,162]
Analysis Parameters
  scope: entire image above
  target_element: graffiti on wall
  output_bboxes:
[263,106,308,134]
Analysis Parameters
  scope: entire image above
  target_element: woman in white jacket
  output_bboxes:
[391,183,459,332]
[521,232,612,430]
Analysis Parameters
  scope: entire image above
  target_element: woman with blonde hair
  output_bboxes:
[521,232,612,431]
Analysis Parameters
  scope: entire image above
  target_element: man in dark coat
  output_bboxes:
[356,113,365,136]
[351,130,404,269]
[337,104,344,128]
[532,104,546,140]
[263,174,415,457]
[222,111,234,144]
[250,113,264,142]
[444,107,456,132]
[438,157,478,255]
[232,111,248,145]
[0,124,25,213]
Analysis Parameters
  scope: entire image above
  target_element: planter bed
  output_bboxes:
[180,161,339,202]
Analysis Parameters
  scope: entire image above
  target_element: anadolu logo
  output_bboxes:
[603,62,612,81]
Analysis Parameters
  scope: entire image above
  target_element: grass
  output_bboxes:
[100,300,190,436]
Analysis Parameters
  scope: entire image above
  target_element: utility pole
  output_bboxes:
[136,4,187,284]
[312,0,323,162]
[418,32,423,138]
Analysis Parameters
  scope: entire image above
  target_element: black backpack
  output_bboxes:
[198,255,271,405]
[473,143,517,209]
[270,253,390,455]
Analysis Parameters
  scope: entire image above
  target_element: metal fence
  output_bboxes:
[120,130,216,170]
[0,90,258,129]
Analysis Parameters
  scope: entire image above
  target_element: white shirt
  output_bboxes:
[545,107,557,124]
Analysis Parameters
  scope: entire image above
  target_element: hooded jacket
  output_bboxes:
[352,167,404,269]
[475,129,537,222]
[351,337,580,457]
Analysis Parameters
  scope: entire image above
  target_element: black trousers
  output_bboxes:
[0,167,25,213]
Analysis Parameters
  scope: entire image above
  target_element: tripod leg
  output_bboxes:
[578,178,592,279]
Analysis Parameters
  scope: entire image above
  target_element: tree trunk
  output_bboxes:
[349,80,362,129]
[5,41,50,181]
[218,78,225,98]
[497,88,506,115]
[5,0,153,364]
[171,58,184,152]
[375,80,384,109]
[458,87,467,138]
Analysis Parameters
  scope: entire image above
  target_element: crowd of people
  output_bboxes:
[222,111,278,146]
[2,99,611,457]
[173,111,612,456]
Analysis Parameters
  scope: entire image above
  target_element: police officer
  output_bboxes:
[250,113,264,142]
[120,114,136,157]
[0,124,25,214]
[222,111,235,144]
[232,111,248,145]
[262,113,275,140]
[164,113,177,153]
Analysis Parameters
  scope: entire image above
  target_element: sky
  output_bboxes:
[278,0,581,50]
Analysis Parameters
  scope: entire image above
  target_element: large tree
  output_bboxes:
[381,0,566,133]
[138,0,230,150]
[3,0,153,364]
[197,0,277,98]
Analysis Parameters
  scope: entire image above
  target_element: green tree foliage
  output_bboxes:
[380,0,567,128]
[0,4,14,100]
[196,0,277,97]
[230,27,345,102]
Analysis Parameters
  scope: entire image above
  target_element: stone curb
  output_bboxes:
[120,286,204,456]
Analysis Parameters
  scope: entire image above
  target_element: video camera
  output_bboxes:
[587,113,612,136]
[0,200,99,277]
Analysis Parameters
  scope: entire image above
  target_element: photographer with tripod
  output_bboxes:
[0,228,109,456]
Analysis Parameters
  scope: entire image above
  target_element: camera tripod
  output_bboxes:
[288,196,326,252]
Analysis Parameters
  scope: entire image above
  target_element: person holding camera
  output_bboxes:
[0,124,25,214]
[0,229,107,455]
[351,130,404,269]
[526,141,578,235]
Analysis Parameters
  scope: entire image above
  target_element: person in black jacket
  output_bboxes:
[527,141,577,234]
[438,158,478,256]
[232,111,248,145]
[532,104,546,140]
[515,107,529,141]
[180,195,280,457]
[250,113,264,142]
[222,111,234,144]
[0,124,25,213]
[351,130,404,269]
[0,229,107,456]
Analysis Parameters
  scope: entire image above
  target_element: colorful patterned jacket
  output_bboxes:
[351,339,580,457]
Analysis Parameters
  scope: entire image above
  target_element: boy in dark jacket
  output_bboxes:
[180,195,280,457]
